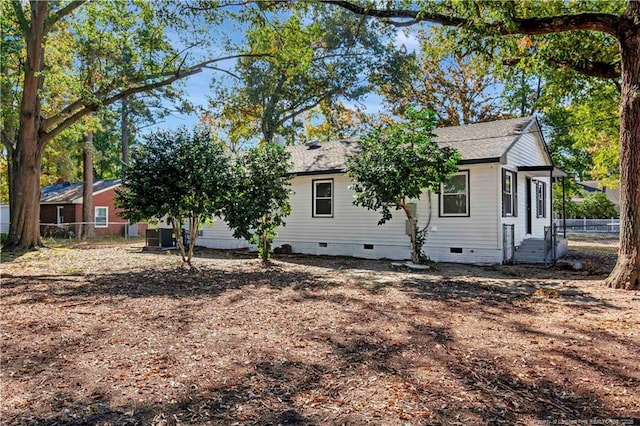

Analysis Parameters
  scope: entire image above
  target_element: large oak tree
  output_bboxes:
[206,5,394,145]
[2,0,246,249]
[324,0,639,290]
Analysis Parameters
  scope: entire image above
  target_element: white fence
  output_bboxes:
[555,218,620,233]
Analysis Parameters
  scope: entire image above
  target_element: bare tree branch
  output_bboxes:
[279,88,343,124]
[43,53,272,131]
[41,68,202,144]
[321,0,620,36]
[502,57,621,79]
[321,0,469,27]
[46,1,87,31]
[10,0,28,37]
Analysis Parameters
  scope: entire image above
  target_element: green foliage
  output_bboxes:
[1,0,216,172]
[373,28,505,126]
[578,192,619,219]
[347,107,460,263]
[301,101,373,143]
[207,6,394,145]
[0,153,8,203]
[117,127,232,265]
[414,2,622,181]
[223,143,292,262]
[552,180,585,218]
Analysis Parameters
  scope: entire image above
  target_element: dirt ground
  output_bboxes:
[1,235,638,425]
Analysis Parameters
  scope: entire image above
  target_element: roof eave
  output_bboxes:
[41,200,82,205]
[288,169,346,177]
[458,156,505,165]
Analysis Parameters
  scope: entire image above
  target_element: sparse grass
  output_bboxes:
[566,232,619,256]
[1,239,637,425]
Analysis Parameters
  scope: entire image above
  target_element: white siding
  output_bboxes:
[425,164,501,254]
[199,219,254,250]
[196,121,556,264]
[276,174,413,259]
[500,125,554,245]
[505,128,552,167]
[500,174,553,244]
[198,165,504,264]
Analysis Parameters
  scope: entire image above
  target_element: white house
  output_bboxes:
[198,116,567,264]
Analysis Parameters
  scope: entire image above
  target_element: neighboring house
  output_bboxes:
[574,180,620,212]
[40,178,146,237]
[199,116,567,264]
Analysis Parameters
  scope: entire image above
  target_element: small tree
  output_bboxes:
[116,127,231,267]
[578,192,619,219]
[553,181,585,218]
[347,107,460,264]
[223,143,292,262]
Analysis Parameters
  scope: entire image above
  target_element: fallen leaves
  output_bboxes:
[1,241,638,425]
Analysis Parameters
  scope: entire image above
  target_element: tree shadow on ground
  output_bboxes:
[4,295,635,425]
[3,246,636,424]
[15,316,632,426]
[397,275,620,313]
[1,264,328,306]
[9,337,627,426]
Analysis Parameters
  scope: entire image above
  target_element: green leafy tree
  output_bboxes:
[578,192,619,219]
[346,107,460,264]
[325,0,639,290]
[207,7,393,145]
[117,127,231,267]
[223,143,292,262]
[1,1,251,250]
[553,181,585,218]
[374,29,506,126]
[544,81,620,185]
[301,101,373,143]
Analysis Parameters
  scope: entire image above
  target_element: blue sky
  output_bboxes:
[154,24,421,134]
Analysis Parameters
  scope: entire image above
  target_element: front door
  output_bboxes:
[525,177,532,234]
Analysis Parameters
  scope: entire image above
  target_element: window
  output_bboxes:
[536,180,546,218]
[439,170,469,217]
[313,179,333,217]
[95,207,108,228]
[56,206,64,226]
[502,169,518,217]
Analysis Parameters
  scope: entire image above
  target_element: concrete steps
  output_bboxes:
[514,238,549,264]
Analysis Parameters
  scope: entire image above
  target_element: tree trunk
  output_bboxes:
[7,2,48,250]
[8,151,43,248]
[172,219,188,265]
[261,214,270,262]
[401,200,419,264]
[188,215,199,266]
[606,25,640,290]
[121,96,130,165]
[82,130,95,239]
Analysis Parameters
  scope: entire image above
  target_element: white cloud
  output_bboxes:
[394,29,420,52]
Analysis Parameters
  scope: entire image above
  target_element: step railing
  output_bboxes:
[503,224,515,265]
[543,224,557,268]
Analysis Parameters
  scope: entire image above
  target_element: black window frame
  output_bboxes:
[535,180,546,218]
[439,170,470,217]
[312,178,334,218]
[502,169,518,217]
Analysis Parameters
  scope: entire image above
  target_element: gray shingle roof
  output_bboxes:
[433,116,535,161]
[41,179,122,203]
[287,116,537,175]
